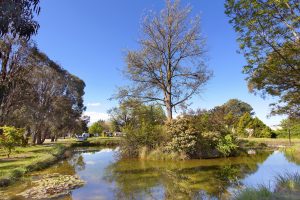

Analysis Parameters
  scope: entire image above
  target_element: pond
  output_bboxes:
[1,147,300,200]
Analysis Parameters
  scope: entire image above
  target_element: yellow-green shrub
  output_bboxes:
[0,126,25,158]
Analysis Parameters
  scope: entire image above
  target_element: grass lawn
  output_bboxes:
[242,137,300,146]
[44,136,121,146]
[0,144,66,187]
[0,136,121,187]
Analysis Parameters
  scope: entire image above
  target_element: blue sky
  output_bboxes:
[33,0,284,127]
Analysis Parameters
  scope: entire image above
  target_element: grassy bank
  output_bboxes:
[0,137,121,187]
[243,138,300,147]
[0,144,68,187]
[47,137,121,147]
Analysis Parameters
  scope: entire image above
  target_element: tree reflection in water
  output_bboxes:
[103,152,271,200]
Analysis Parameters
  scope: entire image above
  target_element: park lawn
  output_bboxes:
[0,144,66,187]
[0,137,121,187]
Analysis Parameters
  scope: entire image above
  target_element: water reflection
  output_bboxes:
[104,152,271,199]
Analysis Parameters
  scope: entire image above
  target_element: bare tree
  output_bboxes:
[116,0,212,120]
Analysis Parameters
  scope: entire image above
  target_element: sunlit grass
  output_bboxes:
[243,138,300,146]
[0,144,66,186]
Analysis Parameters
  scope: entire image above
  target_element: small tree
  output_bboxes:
[88,122,104,136]
[0,126,24,158]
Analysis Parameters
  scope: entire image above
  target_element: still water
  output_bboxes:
[1,147,300,200]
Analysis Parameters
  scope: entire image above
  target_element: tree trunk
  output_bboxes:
[288,128,291,146]
[165,88,173,121]
[32,131,37,145]
[40,134,46,144]
[165,93,173,121]
[35,132,42,144]
[166,105,173,121]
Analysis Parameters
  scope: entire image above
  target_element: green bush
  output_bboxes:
[164,117,239,158]
[0,126,25,158]
[217,134,238,157]
[88,122,104,135]
[165,118,198,158]
[120,122,166,158]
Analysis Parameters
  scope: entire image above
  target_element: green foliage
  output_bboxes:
[217,134,238,157]
[117,100,167,158]
[237,113,273,138]
[249,117,270,138]
[0,37,86,144]
[165,118,198,157]
[88,121,104,135]
[121,123,165,158]
[0,0,40,38]
[237,112,252,137]
[109,99,166,131]
[277,118,300,138]
[165,116,239,158]
[225,0,300,117]
[0,126,25,158]
[223,99,254,115]
[190,99,254,132]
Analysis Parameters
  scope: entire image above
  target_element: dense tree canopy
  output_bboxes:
[116,0,212,120]
[277,118,300,138]
[225,0,300,118]
[89,121,104,135]
[0,36,86,144]
[189,99,254,131]
[0,0,40,39]
[108,99,166,131]
[0,35,34,123]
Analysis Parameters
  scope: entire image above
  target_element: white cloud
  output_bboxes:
[87,102,101,107]
[84,111,109,124]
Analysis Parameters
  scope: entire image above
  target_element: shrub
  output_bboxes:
[217,134,238,157]
[165,118,198,158]
[120,122,166,158]
[165,117,239,159]
[0,126,25,158]
[194,131,222,158]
